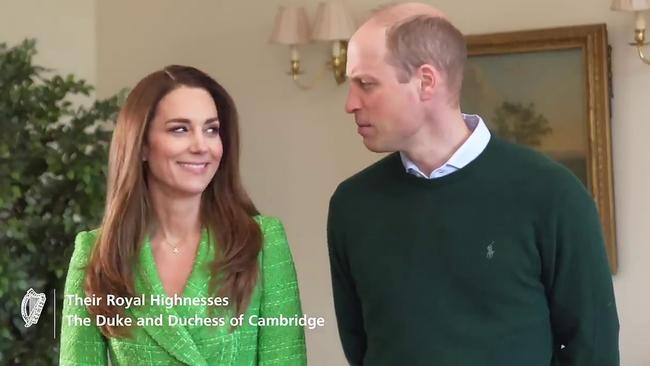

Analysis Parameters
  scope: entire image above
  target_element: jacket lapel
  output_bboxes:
[130,238,208,366]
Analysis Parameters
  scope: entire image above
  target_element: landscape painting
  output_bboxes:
[462,48,588,185]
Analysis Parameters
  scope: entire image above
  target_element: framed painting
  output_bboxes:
[461,24,617,273]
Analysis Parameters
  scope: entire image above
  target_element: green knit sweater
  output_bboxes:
[327,137,619,366]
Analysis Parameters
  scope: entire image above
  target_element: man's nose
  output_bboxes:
[345,88,361,114]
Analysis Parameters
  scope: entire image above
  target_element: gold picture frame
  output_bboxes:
[462,24,617,273]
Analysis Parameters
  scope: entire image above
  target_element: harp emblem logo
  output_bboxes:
[21,288,46,327]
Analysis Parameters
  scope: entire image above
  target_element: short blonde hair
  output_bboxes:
[385,15,467,103]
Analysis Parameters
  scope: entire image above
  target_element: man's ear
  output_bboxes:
[417,64,438,101]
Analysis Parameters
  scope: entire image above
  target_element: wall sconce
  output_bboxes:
[270,1,356,89]
[612,0,650,65]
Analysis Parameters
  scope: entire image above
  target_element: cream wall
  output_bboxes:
[97,2,650,364]
[0,0,96,87]
[4,0,647,364]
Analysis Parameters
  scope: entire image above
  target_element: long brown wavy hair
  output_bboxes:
[85,65,262,337]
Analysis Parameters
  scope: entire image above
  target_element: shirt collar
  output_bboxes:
[399,114,491,178]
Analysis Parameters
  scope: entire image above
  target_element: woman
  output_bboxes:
[60,65,306,365]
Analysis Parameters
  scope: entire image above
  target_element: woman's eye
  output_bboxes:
[167,124,219,134]
[169,126,188,133]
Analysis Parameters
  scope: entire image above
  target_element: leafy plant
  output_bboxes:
[0,39,123,365]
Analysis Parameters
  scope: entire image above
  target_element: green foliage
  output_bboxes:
[491,101,553,147]
[0,39,123,365]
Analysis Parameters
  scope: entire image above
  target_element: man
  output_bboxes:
[326,3,619,365]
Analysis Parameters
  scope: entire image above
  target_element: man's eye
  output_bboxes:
[359,81,374,89]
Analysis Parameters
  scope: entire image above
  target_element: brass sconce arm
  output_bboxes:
[286,40,348,90]
[632,28,650,64]
[270,1,355,89]
[611,2,650,65]
[331,40,348,84]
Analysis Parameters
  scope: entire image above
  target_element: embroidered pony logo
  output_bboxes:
[486,241,495,260]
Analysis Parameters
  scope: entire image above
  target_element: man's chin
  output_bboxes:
[362,139,392,153]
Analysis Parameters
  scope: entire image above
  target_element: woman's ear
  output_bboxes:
[142,145,149,162]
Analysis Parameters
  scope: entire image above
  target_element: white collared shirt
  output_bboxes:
[400,114,491,179]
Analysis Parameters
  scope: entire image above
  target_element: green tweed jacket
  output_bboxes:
[59,216,307,365]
